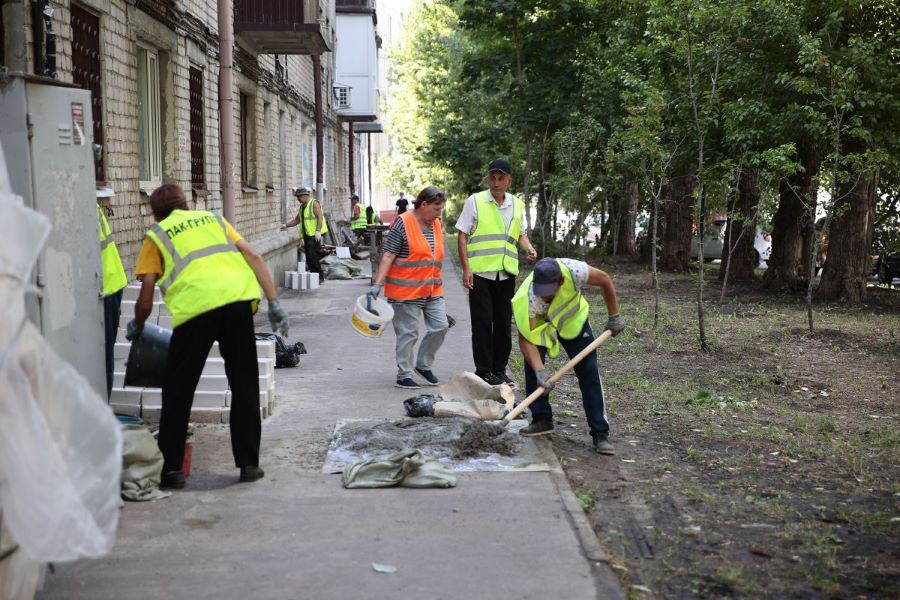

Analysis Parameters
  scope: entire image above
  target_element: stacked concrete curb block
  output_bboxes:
[110,284,277,423]
[282,261,320,291]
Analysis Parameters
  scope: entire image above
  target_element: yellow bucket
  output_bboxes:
[351,293,394,338]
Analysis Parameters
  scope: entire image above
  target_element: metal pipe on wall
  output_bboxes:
[313,54,324,204]
[2,0,28,73]
[217,0,235,223]
[348,121,355,196]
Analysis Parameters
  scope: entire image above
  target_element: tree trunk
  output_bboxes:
[617,180,639,255]
[764,144,820,289]
[640,182,667,264]
[659,164,694,271]
[720,165,758,282]
[816,140,878,303]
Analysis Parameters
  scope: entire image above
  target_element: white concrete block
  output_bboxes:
[293,272,301,290]
[113,342,131,359]
[122,284,161,302]
[257,358,274,377]
[113,371,125,388]
[197,375,229,392]
[297,261,307,273]
[192,391,228,408]
[298,272,307,290]
[110,387,142,406]
[335,246,351,259]
[141,388,162,409]
[256,340,276,358]
[111,402,141,417]
[283,271,293,288]
[202,358,226,376]
[308,272,319,290]
[114,356,128,372]
[258,372,272,390]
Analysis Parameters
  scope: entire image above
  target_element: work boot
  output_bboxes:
[520,419,554,437]
[492,371,518,389]
[240,466,265,482]
[591,433,615,455]
[161,470,186,489]
[415,368,440,386]
[476,371,504,386]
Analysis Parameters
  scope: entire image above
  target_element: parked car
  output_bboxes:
[689,220,770,267]
[875,251,900,285]
[689,219,727,261]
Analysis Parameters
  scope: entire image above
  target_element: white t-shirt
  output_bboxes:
[529,259,589,318]
[455,191,516,281]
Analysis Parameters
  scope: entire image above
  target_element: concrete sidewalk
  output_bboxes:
[38,254,624,600]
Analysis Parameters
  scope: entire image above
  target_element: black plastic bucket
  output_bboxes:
[124,322,172,388]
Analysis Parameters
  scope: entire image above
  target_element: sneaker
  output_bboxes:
[520,419,555,437]
[493,371,518,389]
[415,368,440,386]
[395,377,421,389]
[161,470,186,489]
[476,371,504,386]
[240,466,265,482]
[592,433,615,455]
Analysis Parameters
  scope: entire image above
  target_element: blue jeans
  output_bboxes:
[523,321,609,436]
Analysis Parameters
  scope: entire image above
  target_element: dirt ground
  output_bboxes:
[525,257,900,599]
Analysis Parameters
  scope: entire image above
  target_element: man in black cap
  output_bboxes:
[511,257,625,454]
[455,158,537,387]
[282,186,327,280]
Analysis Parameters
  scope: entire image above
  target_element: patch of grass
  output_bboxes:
[576,490,596,512]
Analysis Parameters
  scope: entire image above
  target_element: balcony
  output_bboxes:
[336,0,375,13]
[234,0,331,55]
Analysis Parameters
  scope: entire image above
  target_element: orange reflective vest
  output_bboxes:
[384,211,444,300]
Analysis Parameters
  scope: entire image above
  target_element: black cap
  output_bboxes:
[532,258,562,297]
[293,186,311,197]
[351,194,360,201]
[488,158,512,175]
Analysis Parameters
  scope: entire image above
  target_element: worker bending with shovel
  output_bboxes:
[129,184,289,488]
[512,257,625,454]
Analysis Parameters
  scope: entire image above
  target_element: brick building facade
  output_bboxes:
[3,0,361,272]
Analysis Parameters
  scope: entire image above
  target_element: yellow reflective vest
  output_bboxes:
[300,199,329,238]
[512,259,590,358]
[145,209,259,328]
[98,205,128,296]
[351,205,367,230]
[466,191,523,275]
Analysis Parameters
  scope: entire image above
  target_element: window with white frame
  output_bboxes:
[137,43,162,190]
[264,101,273,189]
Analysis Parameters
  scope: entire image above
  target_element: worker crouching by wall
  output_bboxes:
[128,184,289,489]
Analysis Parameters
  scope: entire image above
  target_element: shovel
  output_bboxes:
[495,328,614,429]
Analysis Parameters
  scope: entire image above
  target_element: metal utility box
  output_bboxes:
[0,77,106,396]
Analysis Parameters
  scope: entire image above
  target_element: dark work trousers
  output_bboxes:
[468,273,516,376]
[303,235,324,278]
[158,300,261,473]
[103,289,123,400]
[523,321,609,436]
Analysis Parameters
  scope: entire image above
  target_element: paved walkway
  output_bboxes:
[39,253,624,600]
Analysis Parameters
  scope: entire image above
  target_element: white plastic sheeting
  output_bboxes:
[0,142,121,583]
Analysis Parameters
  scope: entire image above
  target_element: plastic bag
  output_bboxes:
[0,321,122,562]
[403,394,439,417]
[256,333,306,368]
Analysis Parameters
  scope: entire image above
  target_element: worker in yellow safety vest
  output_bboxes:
[512,257,625,455]
[282,186,327,280]
[129,184,288,489]
[98,202,128,399]
[455,158,537,388]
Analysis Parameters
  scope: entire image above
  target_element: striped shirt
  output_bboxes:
[383,216,441,306]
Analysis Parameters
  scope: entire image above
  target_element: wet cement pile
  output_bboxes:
[336,417,520,461]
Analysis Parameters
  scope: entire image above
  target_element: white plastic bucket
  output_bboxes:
[351,293,394,338]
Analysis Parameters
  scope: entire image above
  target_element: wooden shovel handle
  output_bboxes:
[503,329,614,423]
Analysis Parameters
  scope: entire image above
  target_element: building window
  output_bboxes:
[71,4,105,183]
[264,102,273,189]
[188,66,205,187]
[240,93,257,188]
[137,44,162,189]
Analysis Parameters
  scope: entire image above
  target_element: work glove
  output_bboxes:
[268,299,289,337]
[604,314,626,337]
[125,319,143,341]
[314,231,322,244]
[369,283,383,300]
[535,369,555,393]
